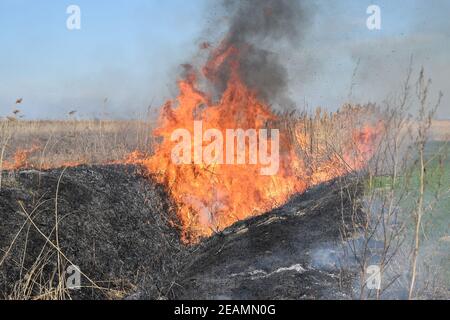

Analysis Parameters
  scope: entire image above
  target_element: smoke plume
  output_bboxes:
[205,0,315,106]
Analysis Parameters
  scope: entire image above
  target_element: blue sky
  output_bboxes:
[0,0,449,119]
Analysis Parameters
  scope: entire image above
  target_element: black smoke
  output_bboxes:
[205,0,315,106]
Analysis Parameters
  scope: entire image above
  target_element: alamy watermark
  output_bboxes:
[66,5,81,30]
[170,121,280,176]
[366,265,382,290]
[65,265,81,290]
[63,5,381,32]
[367,5,381,31]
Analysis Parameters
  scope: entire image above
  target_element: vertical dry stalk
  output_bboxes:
[336,66,445,300]
[408,69,442,299]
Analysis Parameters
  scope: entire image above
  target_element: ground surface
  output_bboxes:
[1,165,360,300]
[0,165,185,299]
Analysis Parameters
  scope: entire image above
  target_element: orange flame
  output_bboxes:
[0,42,381,245]
[1,146,85,171]
[131,43,382,243]
[2,146,40,170]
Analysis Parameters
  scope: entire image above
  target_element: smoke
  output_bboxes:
[205,0,315,106]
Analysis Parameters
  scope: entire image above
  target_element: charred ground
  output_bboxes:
[0,165,186,299]
[0,164,361,300]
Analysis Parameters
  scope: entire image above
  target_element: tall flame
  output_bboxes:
[133,43,381,243]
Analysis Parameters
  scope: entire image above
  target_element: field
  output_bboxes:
[430,120,450,141]
[0,110,449,300]
[0,119,155,171]
[0,117,448,171]
[1,0,450,305]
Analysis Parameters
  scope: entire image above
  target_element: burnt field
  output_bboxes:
[1,158,448,300]
[0,164,361,300]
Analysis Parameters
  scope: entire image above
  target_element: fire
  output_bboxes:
[1,146,40,170]
[133,42,382,243]
[0,42,381,245]
[1,146,84,171]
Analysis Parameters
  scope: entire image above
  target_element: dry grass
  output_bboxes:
[1,176,137,300]
[430,120,450,141]
[0,119,155,172]
[0,112,447,174]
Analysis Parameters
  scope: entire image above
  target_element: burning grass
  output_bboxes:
[1,102,384,246]
[123,31,385,243]
[0,99,448,299]
[2,107,445,247]
[129,103,383,243]
[1,108,447,248]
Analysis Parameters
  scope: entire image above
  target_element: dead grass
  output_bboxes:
[0,119,156,172]
[2,172,112,300]
[0,111,447,174]
[430,120,450,141]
